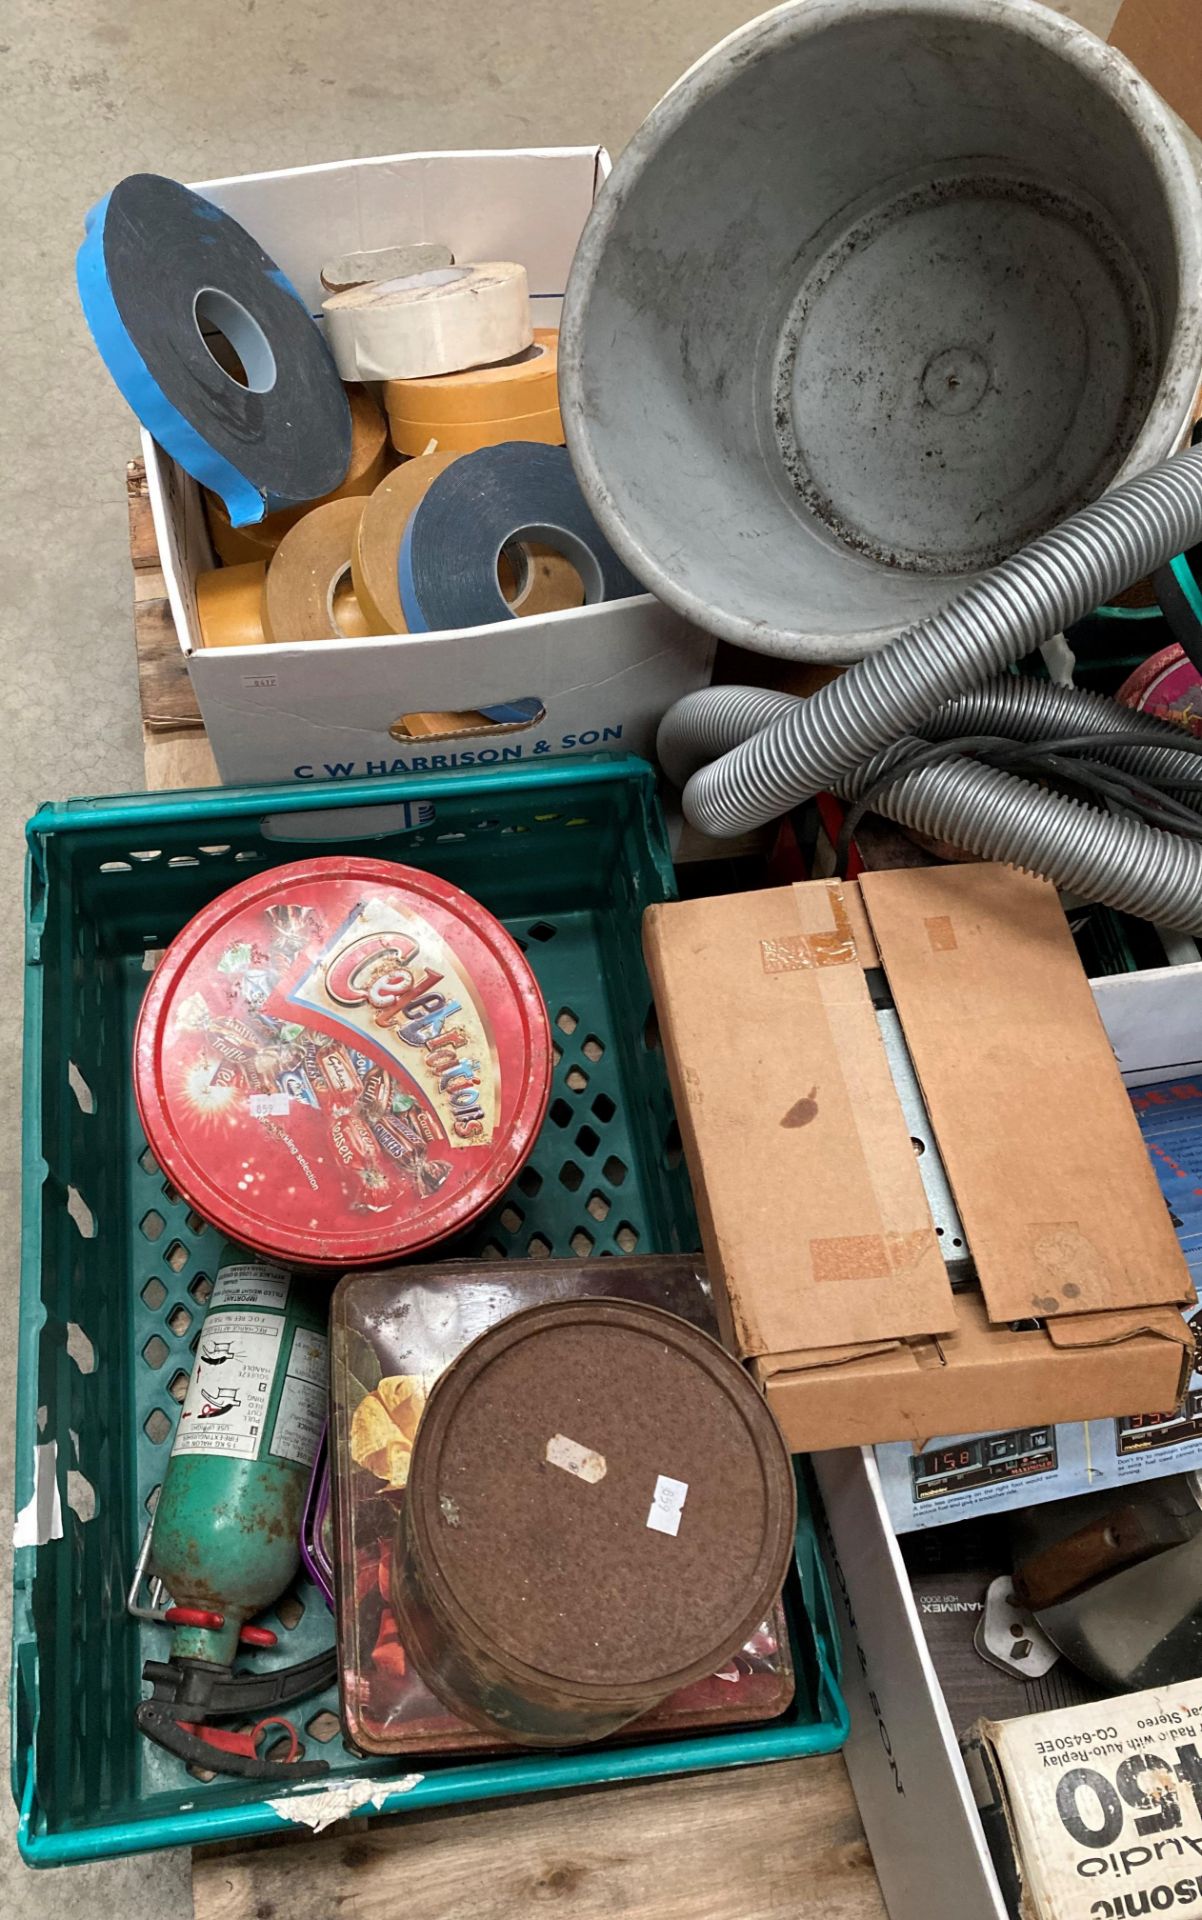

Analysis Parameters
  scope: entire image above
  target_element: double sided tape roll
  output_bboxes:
[263,497,372,643]
[77,174,351,526]
[353,455,584,633]
[322,263,531,382]
[196,562,268,648]
[205,384,390,565]
[398,444,643,633]
[385,331,562,456]
[509,544,586,618]
[385,330,558,426]
[351,454,462,634]
[388,402,563,457]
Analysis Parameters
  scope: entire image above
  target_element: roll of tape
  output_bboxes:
[205,384,390,565]
[399,444,643,632]
[387,402,564,458]
[508,543,586,618]
[322,263,531,382]
[331,572,373,639]
[350,454,462,633]
[77,174,350,526]
[384,330,558,427]
[321,241,454,295]
[195,561,268,648]
[263,497,369,644]
[351,454,575,629]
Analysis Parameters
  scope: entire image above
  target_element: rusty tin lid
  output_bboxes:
[133,856,551,1267]
[404,1298,796,1700]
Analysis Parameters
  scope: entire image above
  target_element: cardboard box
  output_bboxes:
[1111,0,1202,143]
[813,959,1202,1920]
[875,988,1202,1532]
[643,864,1194,1450]
[965,1682,1202,1920]
[143,146,715,786]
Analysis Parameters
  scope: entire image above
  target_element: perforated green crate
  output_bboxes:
[14,756,847,1864]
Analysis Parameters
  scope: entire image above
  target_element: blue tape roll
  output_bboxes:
[77,174,351,526]
[398,443,643,634]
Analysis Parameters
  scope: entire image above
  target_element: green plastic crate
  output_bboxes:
[14,756,847,1865]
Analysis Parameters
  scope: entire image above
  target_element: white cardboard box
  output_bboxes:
[816,960,1202,1920]
[143,146,715,786]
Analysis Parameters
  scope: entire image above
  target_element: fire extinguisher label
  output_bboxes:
[172,1310,284,1461]
[208,1263,291,1312]
[269,1326,328,1467]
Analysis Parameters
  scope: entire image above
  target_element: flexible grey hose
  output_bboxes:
[684,446,1202,837]
[657,684,797,789]
[658,677,1202,794]
[857,754,1202,926]
[925,678,1202,794]
[660,683,1202,928]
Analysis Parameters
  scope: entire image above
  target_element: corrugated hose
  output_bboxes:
[657,447,1202,931]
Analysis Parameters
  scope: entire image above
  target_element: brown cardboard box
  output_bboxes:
[1111,0,1202,141]
[643,864,1194,1450]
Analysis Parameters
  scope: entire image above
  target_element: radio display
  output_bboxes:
[910,1426,1058,1501]
[1116,1391,1202,1456]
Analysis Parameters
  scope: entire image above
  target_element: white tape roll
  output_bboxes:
[320,241,454,294]
[322,263,531,382]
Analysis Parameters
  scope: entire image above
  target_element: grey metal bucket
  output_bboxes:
[560,0,1202,662]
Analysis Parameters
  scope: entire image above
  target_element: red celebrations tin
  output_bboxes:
[134,858,551,1266]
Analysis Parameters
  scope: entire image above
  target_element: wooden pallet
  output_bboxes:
[128,459,218,787]
[192,1753,886,1920]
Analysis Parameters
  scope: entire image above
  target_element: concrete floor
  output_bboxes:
[0,0,1120,1911]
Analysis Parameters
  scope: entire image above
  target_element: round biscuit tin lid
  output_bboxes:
[134,857,551,1266]
[404,1298,797,1700]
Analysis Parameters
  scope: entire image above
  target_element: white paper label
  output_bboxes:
[172,1310,283,1460]
[268,1325,328,1467]
[270,1374,326,1467]
[248,1092,291,1118]
[286,1324,328,1388]
[545,1432,607,1484]
[209,1263,291,1312]
[646,1473,689,1537]
[12,1441,63,1547]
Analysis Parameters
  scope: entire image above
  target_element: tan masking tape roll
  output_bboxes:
[263,497,369,643]
[387,403,564,458]
[323,263,531,383]
[509,543,585,618]
[205,384,390,565]
[195,561,268,648]
[350,453,461,633]
[384,329,559,427]
[331,573,373,639]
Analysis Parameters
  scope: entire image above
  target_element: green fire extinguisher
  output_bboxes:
[137,1245,335,1779]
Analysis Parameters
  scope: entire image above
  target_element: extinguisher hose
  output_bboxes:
[658,447,1202,931]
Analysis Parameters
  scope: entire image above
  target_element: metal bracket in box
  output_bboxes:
[875,1004,971,1282]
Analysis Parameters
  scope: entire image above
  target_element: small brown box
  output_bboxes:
[643,863,1194,1451]
[1111,0,1202,144]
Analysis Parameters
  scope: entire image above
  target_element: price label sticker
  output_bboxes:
[646,1473,689,1538]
